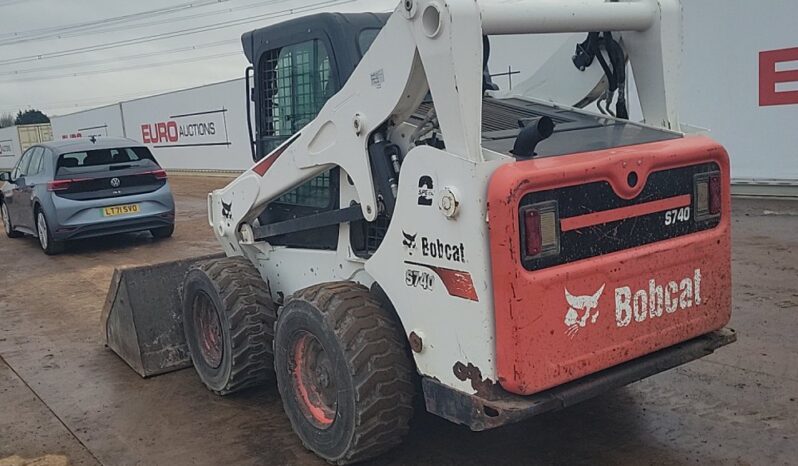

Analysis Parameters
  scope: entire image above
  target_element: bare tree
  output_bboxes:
[0,112,14,128]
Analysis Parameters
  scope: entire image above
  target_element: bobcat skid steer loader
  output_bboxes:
[103,0,735,463]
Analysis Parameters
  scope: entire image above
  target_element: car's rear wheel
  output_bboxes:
[1,202,22,238]
[150,224,174,239]
[36,210,65,255]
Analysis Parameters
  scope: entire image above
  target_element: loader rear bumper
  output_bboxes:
[422,328,736,431]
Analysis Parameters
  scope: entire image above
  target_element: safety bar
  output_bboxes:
[479,0,658,35]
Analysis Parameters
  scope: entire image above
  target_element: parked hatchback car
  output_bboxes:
[0,137,175,254]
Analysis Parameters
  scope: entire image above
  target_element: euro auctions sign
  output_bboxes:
[141,108,231,148]
[760,47,798,106]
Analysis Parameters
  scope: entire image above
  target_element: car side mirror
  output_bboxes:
[0,172,10,182]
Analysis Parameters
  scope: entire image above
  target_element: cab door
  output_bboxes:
[254,38,341,249]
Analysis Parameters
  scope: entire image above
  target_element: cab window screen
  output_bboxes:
[261,39,333,147]
[260,39,335,209]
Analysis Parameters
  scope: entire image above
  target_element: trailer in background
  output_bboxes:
[50,103,125,142]
[0,123,53,172]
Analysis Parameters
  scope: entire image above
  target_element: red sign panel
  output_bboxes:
[759,47,798,106]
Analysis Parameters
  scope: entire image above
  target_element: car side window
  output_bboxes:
[12,148,33,179]
[27,147,45,177]
[38,148,53,175]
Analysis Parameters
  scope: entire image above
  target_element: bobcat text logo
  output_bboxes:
[421,237,465,263]
[564,285,605,338]
[402,232,466,263]
[615,269,702,327]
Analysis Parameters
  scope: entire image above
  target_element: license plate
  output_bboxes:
[102,204,140,217]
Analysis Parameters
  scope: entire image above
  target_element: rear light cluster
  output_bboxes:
[694,171,722,221]
[148,169,168,180]
[520,201,560,259]
[47,178,87,192]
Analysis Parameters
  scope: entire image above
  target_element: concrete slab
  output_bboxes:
[0,357,98,465]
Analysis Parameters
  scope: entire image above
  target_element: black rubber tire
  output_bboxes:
[1,201,23,238]
[275,282,415,465]
[35,209,65,255]
[182,256,276,395]
[150,224,175,239]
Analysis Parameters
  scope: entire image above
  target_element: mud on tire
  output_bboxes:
[275,282,415,465]
[182,256,276,395]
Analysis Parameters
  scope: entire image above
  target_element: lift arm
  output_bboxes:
[208,0,682,255]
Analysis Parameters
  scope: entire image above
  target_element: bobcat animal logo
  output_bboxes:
[402,231,417,253]
[564,284,605,338]
[221,201,233,220]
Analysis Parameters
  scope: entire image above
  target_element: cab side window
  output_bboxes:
[260,39,334,152]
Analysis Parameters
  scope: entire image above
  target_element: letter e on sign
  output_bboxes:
[141,124,151,143]
[759,47,798,106]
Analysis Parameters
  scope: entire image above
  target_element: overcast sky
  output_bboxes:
[0,0,399,117]
[0,0,569,118]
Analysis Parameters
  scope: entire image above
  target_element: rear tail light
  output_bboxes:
[148,169,168,180]
[47,180,71,191]
[47,179,86,191]
[694,171,722,221]
[520,201,560,259]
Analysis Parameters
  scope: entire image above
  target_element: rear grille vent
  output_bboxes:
[415,99,569,133]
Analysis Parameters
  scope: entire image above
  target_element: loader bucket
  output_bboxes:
[101,253,224,377]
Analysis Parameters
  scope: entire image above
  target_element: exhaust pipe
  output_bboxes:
[510,116,556,159]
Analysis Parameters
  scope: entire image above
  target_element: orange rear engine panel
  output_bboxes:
[488,136,732,396]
